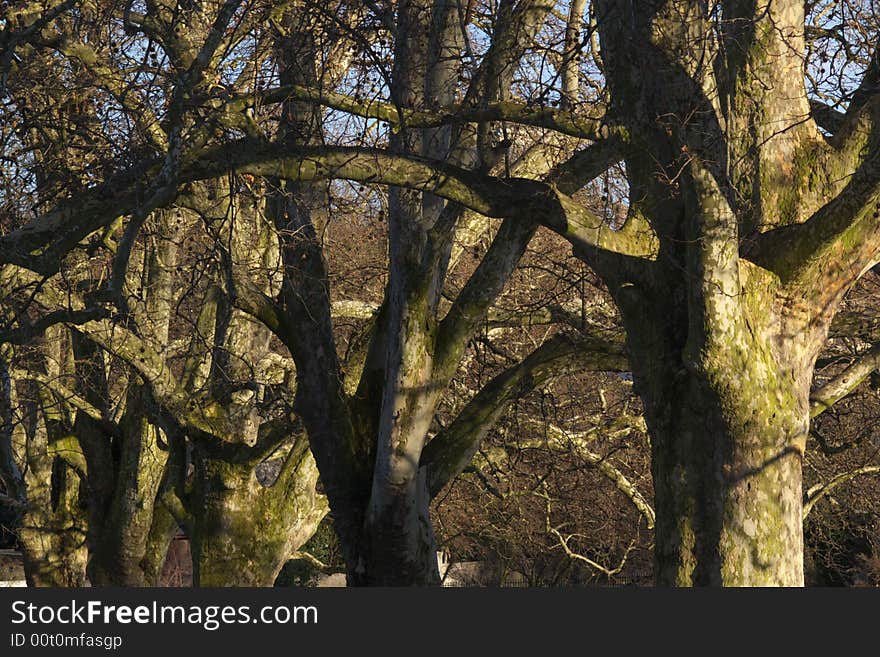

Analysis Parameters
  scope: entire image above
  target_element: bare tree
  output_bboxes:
[4,0,880,587]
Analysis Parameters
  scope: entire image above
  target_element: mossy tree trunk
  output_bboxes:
[647,370,805,586]
[190,436,327,587]
[170,184,330,587]
[12,336,88,587]
[583,0,880,585]
[612,277,814,585]
[19,459,88,587]
[84,383,171,587]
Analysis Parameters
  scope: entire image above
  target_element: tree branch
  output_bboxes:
[231,83,612,140]
[521,422,654,530]
[748,96,880,296]
[0,140,658,277]
[198,141,658,260]
[803,465,880,520]
[434,217,538,378]
[541,482,639,577]
[289,550,332,572]
[422,332,627,497]
[809,99,846,136]
[810,342,880,418]
[9,368,106,426]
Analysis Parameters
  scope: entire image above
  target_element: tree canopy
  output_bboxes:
[2,0,880,587]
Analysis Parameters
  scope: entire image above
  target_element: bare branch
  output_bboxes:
[232,83,612,140]
[423,332,627,496]
[541,483,638,577]
[289,550,332,572]
[520,421,654,530]
[803,465,880,520]
[811,342,880,418]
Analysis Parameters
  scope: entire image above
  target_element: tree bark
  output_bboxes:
[84,410,169,586]
[649,364,805,586]
[190,438,327,587]
[19,459,88,587]
[581,0,874,586]
[15,334,89,587]
[609,273,813,586]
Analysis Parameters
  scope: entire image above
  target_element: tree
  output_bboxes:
[3,0,880,586]
[0,0,331,586]
[579,0,880,585]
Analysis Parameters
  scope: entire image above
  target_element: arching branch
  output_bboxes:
[0,140,658,277]
[422,332,627,497]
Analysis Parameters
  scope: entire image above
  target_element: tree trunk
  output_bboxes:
[86,385,169,587]
[584,1,848,585]
[354,465,440,586]
[17,338,88,587]
[19,459,88,587]
[190,441,327,587]
[190,462,290,587]
[646,367,806,586]
[613,277,814,586]
[140,498,179,586]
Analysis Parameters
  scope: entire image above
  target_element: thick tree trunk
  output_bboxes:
[17,342,88,587]
[646,369,806,586]
[19,460,88,587]
[613,278,813,586]
[140,498,179,586]
[585,2,840,585]
[85,385,169,587]
[354,466,439,586]
[190,441,327,587]
[346,0,454,588]
[75,211,178,587]
[190,464,289,587]
[20,532,88,587]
